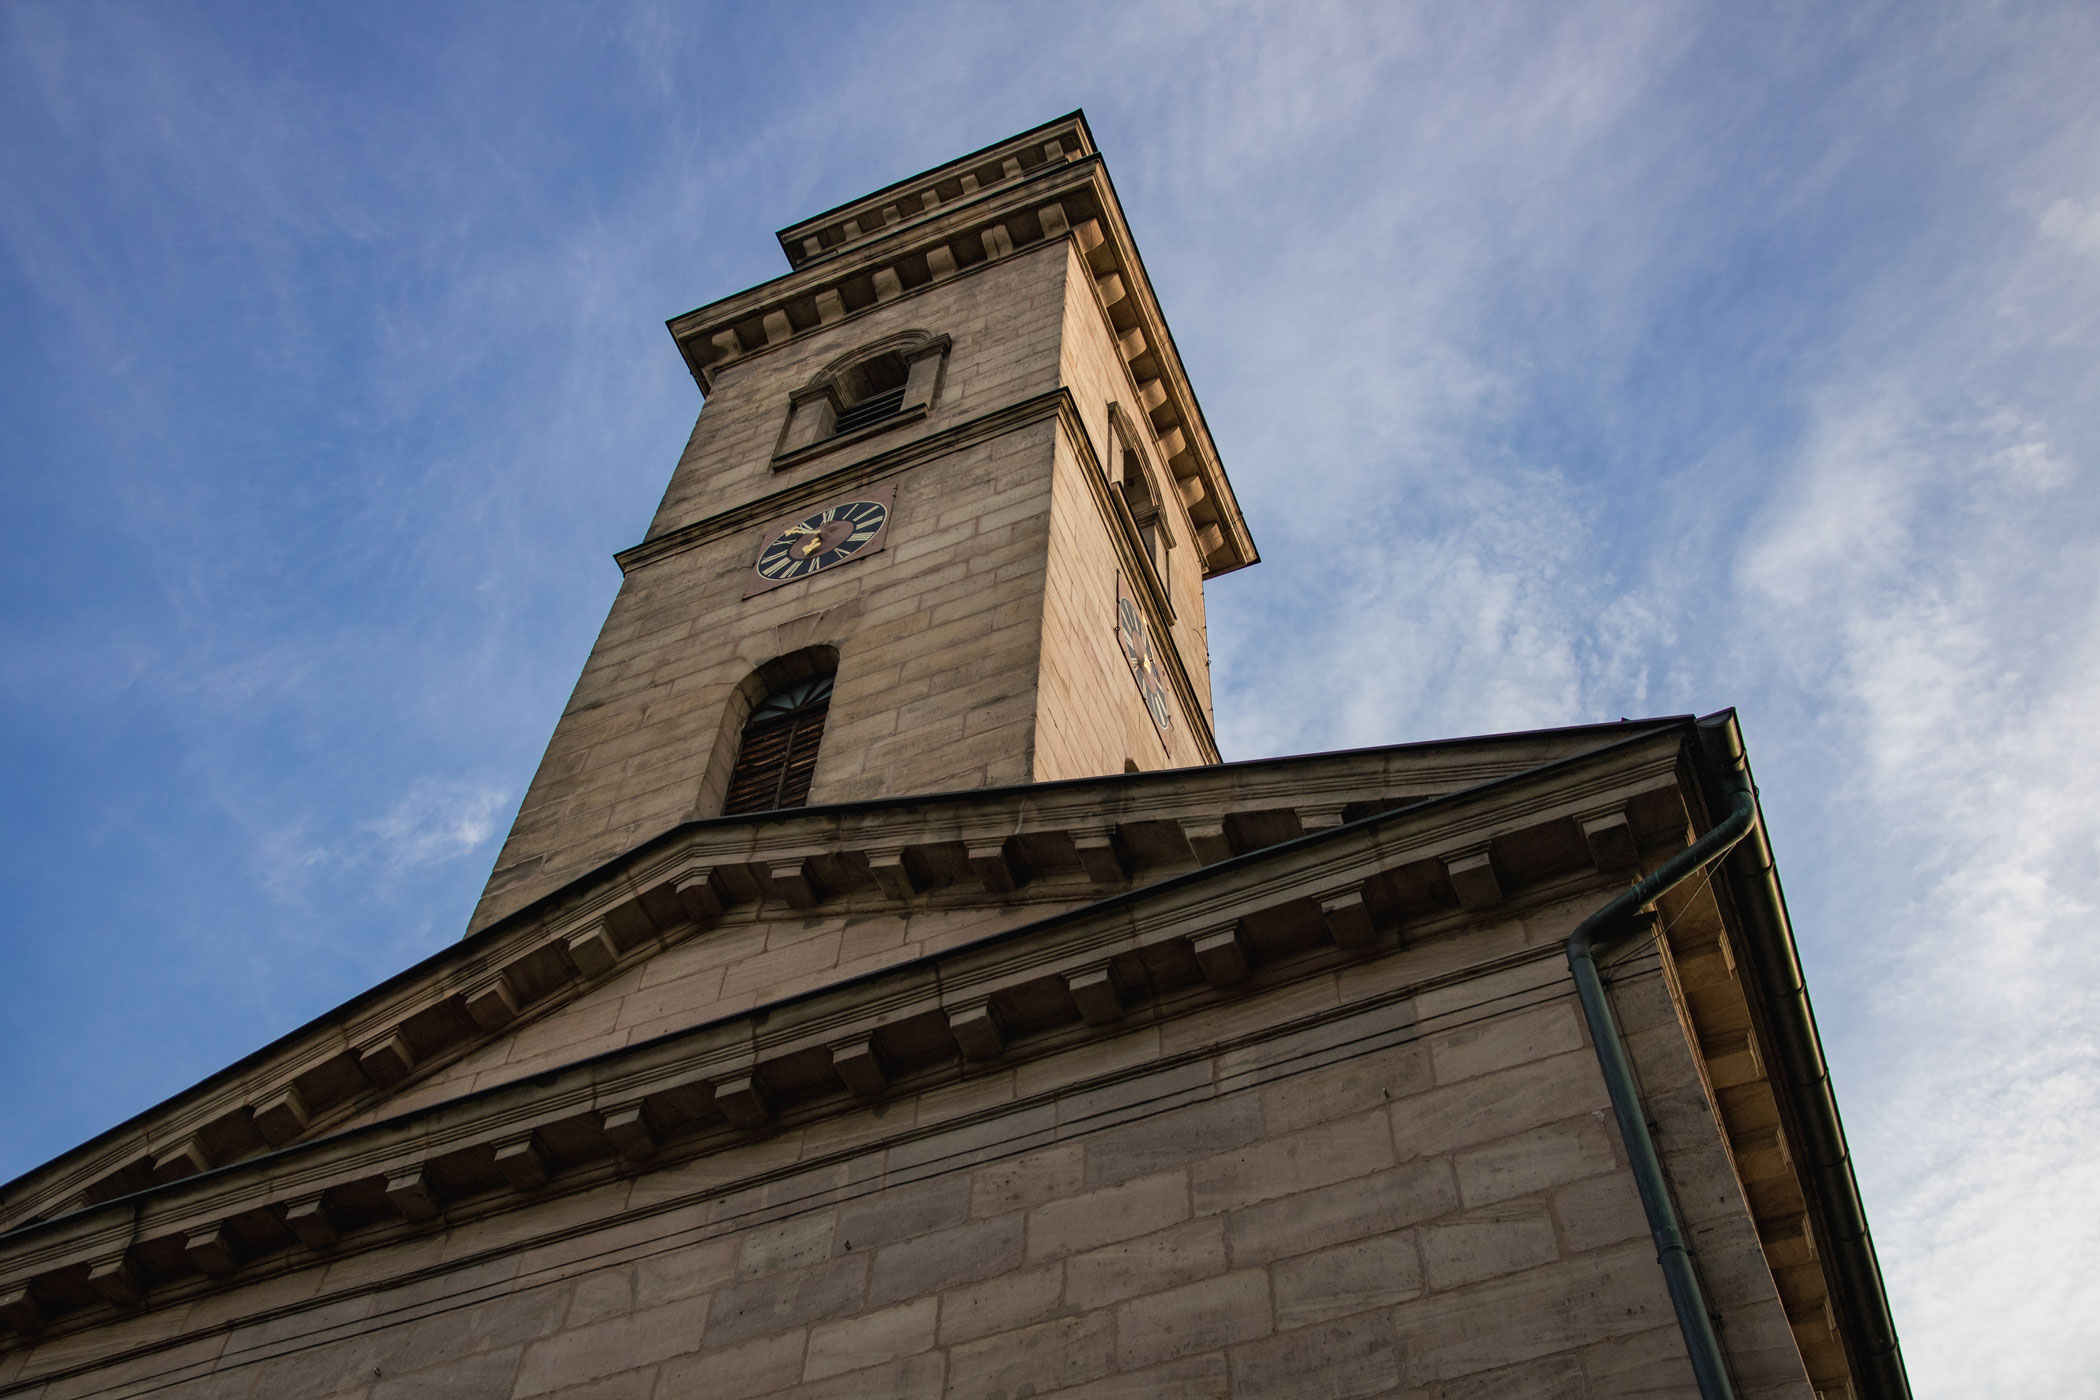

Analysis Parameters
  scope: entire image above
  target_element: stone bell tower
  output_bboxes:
[470,111,1258,935]
[0,115,1905,1400]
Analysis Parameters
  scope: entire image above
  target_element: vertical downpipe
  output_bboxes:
[1565,720,1758,1400]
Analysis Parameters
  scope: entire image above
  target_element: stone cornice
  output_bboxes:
[774,112,1098,270]
[665,163,1097,386]
[0,724,1699,1342]
[1681,716,1911,1398]
[0,720,1687,1241]
[1075,154,1257,577]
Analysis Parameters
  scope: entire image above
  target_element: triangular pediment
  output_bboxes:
[0,720,1689,1246]
[0,717,1744,1352]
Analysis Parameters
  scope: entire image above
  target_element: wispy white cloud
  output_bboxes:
[1741,385,2100,1391]
[2039,195,2100,260]
[363,778,512,874]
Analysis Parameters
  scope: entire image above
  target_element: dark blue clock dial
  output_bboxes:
[754,499,888,582]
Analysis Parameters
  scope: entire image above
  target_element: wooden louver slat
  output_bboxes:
[778,715,825,807]
[723,693,831,815]
[831,386,907,434]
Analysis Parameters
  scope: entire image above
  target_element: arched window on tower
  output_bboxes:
[775,332,952,462]
[1120,447,1170,591]
[722,674,834,814]
[828,351,910,434]
[1109,402,1175,613]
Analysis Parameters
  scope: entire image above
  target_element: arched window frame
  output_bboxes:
[1107,403,1177,620]
[698,646,841,818]
[722,673,835,815]
[774,330,951,468]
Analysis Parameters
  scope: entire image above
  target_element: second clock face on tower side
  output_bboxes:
[745,488,896,597]
[1117,573,1174,743]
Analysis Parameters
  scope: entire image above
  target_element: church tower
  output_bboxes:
[0,116,1907,1400]
[472,113,1255,935]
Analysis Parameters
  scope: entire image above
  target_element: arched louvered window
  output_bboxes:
[829,351,910,435]
[775,333,951,462]
[722,674,834,814]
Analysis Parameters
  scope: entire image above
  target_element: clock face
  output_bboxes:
[1116,575,1174,740]
[749,495,891,594]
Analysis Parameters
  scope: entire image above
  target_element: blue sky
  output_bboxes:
[3,4,2096,1392]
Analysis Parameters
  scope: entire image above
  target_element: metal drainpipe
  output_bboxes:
[1565,717,1758,1400]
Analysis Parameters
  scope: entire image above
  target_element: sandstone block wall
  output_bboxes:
[647,245,1070,541]
[472,244,1084,933]
[12,915,1811,1400]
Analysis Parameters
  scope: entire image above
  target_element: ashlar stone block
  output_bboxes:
[512,1294,709,1397]
[1189,1111,1395,1216]
[1114,1268,1271,1371]
[1226,1159,1459,1268]
[970,1143,1085,1217]
[1455,1118,1620,1209]
[1027,1170,1190,1264]
[1419,1203,1563,1291]
[1227,1312,1399,1400]
[937,1262,1063,1346]
[802,1296,936,1382]
[1426,1000,1586,1086]
[657,1329,805,1400]
[1271,1233,1423,1329]
[1065,1217,1226,1311]
[947,1311,1114,1400]
[1386,1242,1672,1386]
[705,1254,870,1349]
[868,1212,1023,1306]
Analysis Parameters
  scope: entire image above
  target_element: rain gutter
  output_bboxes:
[1565,712,1757,1400]
[1698,717,1912,1398]
[1567,711,1912,1399]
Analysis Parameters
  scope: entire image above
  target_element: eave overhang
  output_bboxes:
[1,719,1685,1242]
[1687,715,1911,1398]
[0,720,1701,1348]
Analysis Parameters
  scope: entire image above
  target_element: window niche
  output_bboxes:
[1107,404,1176,617]
[698,647,841,817]
[775,331,950,466]
[723,674,833,814]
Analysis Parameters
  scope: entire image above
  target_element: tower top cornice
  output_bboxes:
[774,111,1100,270]
[664,112,1257,577]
